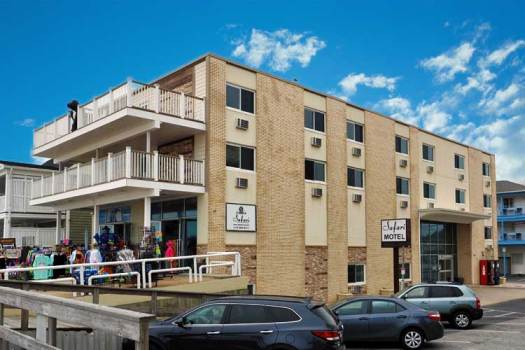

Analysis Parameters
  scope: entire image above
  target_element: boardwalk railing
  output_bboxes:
[31,147,205,200]
[33,80,205,148]
[0,286,155,350]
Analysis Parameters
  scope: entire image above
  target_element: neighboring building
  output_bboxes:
[0,160,63,246]
[497,180,525,275]
[29,54,497,302]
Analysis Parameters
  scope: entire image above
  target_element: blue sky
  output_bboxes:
[1,0,524,181]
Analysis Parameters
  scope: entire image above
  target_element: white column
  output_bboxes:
[179,155,185,184]
[125,146,132,178]
[146,131,151,153]
[66,210,71,240]
[55,211,62,244]
[180,93,186,118]
[154,84,160,113]
[153,151,159,181]
[126,77,133,107]
[91,158,96,186]
[92,205,99,241]
[144,197,151,229]
[3,215,10,238]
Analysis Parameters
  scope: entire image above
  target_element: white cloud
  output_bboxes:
[417,101,452,132]
[479,83,521,115]
[374,97,418,124]
[339,73,399,97]
[15,118,36,127]
[231,28,326,72]
[481,40,525,67]
[420,43,475,83]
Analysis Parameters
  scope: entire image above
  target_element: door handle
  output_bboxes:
[358,317,369,321]
[260,330,274,334]
[206,331,221,335]
[397,315,408,319]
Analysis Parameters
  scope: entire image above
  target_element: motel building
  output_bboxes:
[29,54,498,302]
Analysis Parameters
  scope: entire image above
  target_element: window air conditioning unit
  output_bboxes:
[400,200,409,208]
[236,118,249,130]
[352,193,362,203]
[485,181,491,187]
[311,137,322,147]
[236,177,248,189]
[312,188,323,197]
[427,202,435,209]
[458,174,465,181]
[399,159,408,168]
[352,147,362,157]
[426,166,434,174]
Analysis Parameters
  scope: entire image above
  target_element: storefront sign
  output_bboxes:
[226,203,256,232]
[0,238,16,249]
[381,219,411,247]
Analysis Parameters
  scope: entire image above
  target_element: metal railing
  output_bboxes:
[499,232,524,241]
[33,80,205,148]
[0,252,241,291]
[30,148,205,200]
[499,207,525,216]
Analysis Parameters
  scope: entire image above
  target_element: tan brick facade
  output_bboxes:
[305,246,328,300]
[326,98,349,302]
[409,128,422,284]
[226,245,257,284]
[364,111,397,294]
[255,73,306,296]
[206,57,227,252]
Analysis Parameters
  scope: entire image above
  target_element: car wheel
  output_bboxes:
[401,328,425,349]
[452,311,472,329]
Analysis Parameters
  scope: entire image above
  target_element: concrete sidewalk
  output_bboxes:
[471,285,525,306]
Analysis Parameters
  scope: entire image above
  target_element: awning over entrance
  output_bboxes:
[419,208,490,224]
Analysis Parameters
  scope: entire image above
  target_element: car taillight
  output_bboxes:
[428,311,441,322]
[476,296,481,309]
[312,330,340,342]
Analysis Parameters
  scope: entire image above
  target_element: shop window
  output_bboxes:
[151,202,162,221]
[347,121,364,143]
[304,108,325,132]
[226,84,255,114]
[399,262,411,280]
[396,177,410,195]
[348,167,364,188]
[305,159,325,182]
[348,264,365,284]
[395,136,409,154]
[163,199,184,220]
[423,182,436,199]
[422,144,434,161]
[483,194,492,208]
[455,189,466,204]
[454,154,465,169]
[184,197,197,218]
[482,162,490,176]
[226,144,255,171]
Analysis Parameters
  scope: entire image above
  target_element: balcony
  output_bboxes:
[33,80,205,161]
[499,232,525,246]
[30,148,205,209]
[498,207,525,222]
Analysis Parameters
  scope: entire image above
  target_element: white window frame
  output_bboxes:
[423,182,436,200]
[455,188,466,204]
[347,167,365,189]
[304,107,325,134]
[454,154,465,170]
[482,162,490,177]
[484,226,493,240]
[347,120,364,144]
[226,143,256,172]
[483,194,492,208]
[395,135,409,155]
[305,159,326,183]
[348,264,366,285]
[396,177,410,196]
[422,143,435,162]
[226,83,256,115]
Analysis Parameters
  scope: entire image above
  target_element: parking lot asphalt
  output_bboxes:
[346,298,525,349]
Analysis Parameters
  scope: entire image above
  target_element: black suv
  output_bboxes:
[125,295,345,350]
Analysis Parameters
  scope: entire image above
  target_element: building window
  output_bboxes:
[483,194,492,208]
[226,84,255,114]
[226,144,255,171]
[399,262,411,280]
[454,154,465,170]
[347,167,364,188]
[503,198,514,208]
[423,182,436,199]
[348,264,365,284]
[422,144,434,161]
[484,227,492,240]
[305,159,325,182]
[396,177,410,195]
[304,108,325,132]
[347,121,364,143]
[395,136,409,154]
[482,162,490,176]
[455,189,466,204]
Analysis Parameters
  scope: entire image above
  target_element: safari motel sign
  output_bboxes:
[381,218,411,248]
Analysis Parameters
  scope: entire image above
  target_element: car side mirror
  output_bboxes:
[333,310,339,316]
[176,317,189,328]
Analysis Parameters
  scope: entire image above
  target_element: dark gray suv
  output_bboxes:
[124,295,345,350]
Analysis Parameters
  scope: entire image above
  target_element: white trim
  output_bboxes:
[226,83,256,115]
[305,179,326,185]
[347,186,365,191]
[226,167,256,174]
[226,143,256,172]
[396,152,409,157]
[348,263,366,285]
[346,138,364,146]
[304,127,326,136]
[396,194,410,198]
[226,106,256,117]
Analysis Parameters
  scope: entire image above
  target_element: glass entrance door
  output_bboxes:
[438,255,454,282]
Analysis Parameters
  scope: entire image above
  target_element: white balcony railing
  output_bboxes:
[10,227,65,247]
[33,80,205,148]
[30,148,205,200]
[500,232,524,241]
[499,207,525,216]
